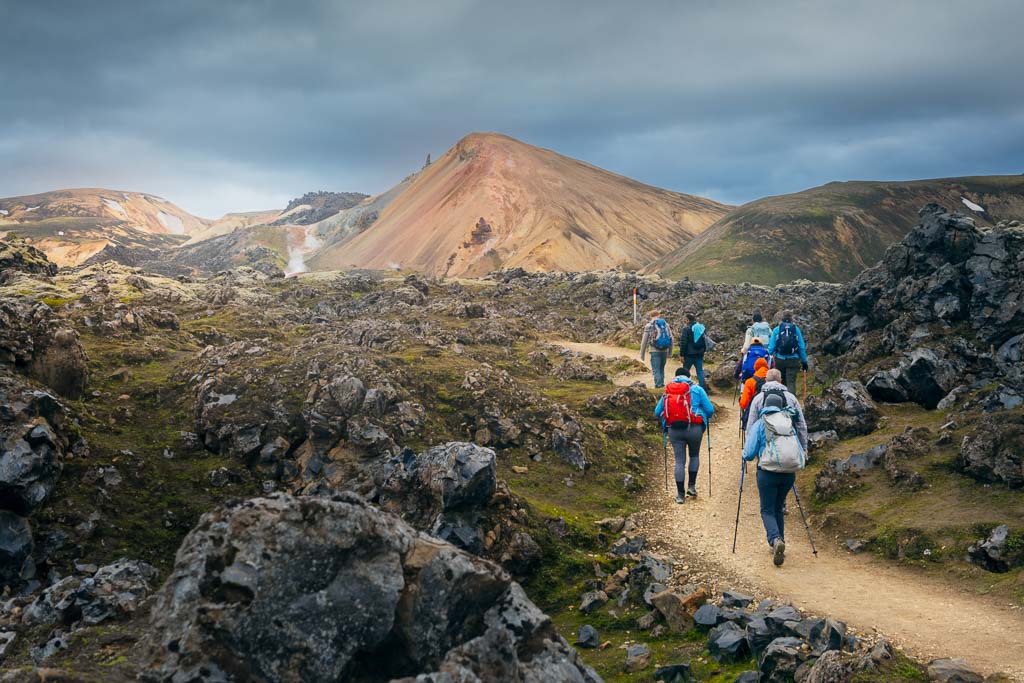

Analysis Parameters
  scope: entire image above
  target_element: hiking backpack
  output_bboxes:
[762,386,789,408]
[741,345,771,379]
[760,409,805,473]
[776,322,800,356]
[652,319,672,350]
[663,381,704,427]
[740,376,767,424]
[750,321,772,343]
[689,326,707,354]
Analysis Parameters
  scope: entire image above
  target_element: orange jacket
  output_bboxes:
[739,365,769,409]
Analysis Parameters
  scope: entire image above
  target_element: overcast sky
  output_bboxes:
[2,1,1022,217]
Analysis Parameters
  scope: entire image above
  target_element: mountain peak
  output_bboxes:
[309,133,730,276]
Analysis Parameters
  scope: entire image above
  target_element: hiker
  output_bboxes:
[738,337,771,382]
[678,312,708,390]
[741,310,773,354]
[767,310,808,394]
[640,310,673,388]
[742,388,808,566]
[744,369,809,440]
[654,368,715,503]
[739,357,770,425]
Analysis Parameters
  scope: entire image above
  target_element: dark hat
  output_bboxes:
[674,367,688,377]
[764,393,786,410]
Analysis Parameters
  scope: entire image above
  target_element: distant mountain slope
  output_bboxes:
[0,188,209,266]
[308,132,731,277]
[650,176,1024,285]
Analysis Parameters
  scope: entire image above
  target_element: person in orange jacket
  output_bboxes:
[739,357,770,424]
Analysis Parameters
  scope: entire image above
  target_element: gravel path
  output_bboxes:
[557,340,1024,681]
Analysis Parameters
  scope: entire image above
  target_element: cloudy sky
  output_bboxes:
[2,1,1022,217]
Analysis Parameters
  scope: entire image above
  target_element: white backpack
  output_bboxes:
[760,410,805,473]
[750,321,772,343]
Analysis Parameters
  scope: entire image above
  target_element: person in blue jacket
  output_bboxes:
[654,369,715,503]
[766,309,808,394]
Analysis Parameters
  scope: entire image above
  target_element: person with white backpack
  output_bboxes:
[741,310,773,355]
[741,369,808,566]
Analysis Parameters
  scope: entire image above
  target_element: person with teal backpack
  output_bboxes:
[640,310,673,388]
[678,312,710,391]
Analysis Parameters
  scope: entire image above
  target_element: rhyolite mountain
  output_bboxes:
[307,132,732,277]
[0,188,212,266]
[651,176,1024,285]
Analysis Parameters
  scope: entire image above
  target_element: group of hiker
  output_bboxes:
[643,308,812,567]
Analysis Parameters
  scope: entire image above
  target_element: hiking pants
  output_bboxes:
[775,357,802,394]
[682,355,707,390]
[649,350,668,388]
[756,468,796,546]
[668,423,704,494]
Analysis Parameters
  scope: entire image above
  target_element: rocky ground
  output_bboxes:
[0,203,1020,681]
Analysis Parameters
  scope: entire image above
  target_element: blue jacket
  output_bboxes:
[743,406,807,462]
[767,323,808,362]
[654,377,715,428]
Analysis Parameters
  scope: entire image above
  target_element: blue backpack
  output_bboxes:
[742,345,771,379]
[652,319,672,350]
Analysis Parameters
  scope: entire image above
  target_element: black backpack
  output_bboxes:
[740,376,768,424]
[776,322,800,356]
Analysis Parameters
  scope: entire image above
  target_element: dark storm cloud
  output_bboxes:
[2,0,1022,216]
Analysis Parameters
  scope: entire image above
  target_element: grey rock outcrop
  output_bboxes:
[142,493,600,682]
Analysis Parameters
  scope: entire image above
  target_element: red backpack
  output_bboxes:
[663,381,704,426]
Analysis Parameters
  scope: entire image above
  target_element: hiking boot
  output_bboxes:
[772,539,786,566]
[686,485,698,497]
[674,495,685,504]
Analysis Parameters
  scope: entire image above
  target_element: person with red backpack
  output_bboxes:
[654,368,716,503]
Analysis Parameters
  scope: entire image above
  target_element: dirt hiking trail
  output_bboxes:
[557,340,1024,680]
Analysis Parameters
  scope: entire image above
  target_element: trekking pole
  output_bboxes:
[662,429,669,493]
[803,370,808,404]
[790,484,818,556]
[706,419,712,497]
[732,379,739,405]
[732,461,746,553]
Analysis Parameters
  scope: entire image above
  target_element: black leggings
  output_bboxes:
[668,423,704,486]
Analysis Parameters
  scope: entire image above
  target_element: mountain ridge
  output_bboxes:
[650,175,1024,285]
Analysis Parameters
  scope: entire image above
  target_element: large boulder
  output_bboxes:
[826,205,1024,402]
[23,558,158,628]
[804,380,879,438]
[0,510,33,588]
[0,373,68,515]
[379,442,497,552]
[142,493,600,683]
[967,524,1023,573]
[956,413,1024,487]
[758,636,806,682]
[29,328,89,400]
[926,658,983,683]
